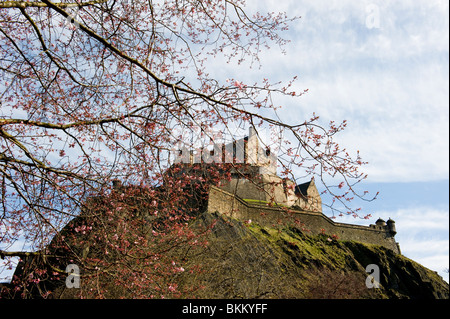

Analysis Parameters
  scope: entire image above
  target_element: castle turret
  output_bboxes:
[387,218,397,236]
[375,218,386,227]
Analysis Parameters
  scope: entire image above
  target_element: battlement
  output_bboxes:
[173,127,277,175]
[207,186,401,254]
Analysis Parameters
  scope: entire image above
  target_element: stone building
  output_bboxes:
[172,127,401,254]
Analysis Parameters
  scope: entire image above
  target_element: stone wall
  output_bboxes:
[218,175,322,212]
[207,186,401,254]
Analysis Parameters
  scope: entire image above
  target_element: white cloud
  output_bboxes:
[206,1,449,183]
[395,207,449,232]
[400,238,448,256]
[254,0,450,183]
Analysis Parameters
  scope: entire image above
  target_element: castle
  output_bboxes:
[173,127,401,255]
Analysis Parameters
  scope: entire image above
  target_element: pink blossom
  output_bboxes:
[234,80,244,89]
[168,284,177,292]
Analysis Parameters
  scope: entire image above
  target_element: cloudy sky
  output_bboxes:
[241,0,449,282]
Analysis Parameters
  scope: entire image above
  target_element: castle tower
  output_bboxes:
[375,218,386,227]
[217,129,321,212]
[172,127,322,213]
[245,127,277,175]
[387,218,397,236]
[172,127,277,175]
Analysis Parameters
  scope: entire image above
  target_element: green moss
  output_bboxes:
[247,222,349,271]
[213,217,448,298]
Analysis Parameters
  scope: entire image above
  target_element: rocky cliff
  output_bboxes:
[3,209,448,299]
[178,212,449,299]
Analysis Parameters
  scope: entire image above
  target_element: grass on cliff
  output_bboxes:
[241,218,448,299]
[241,220,382,298]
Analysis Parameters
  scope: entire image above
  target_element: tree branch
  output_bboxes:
[0,249,40,259]
[0,1,106,9]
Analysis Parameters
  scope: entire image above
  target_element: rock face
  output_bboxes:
[4,211,448,299]
[185,212,449,299]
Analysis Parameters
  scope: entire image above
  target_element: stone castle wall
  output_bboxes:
[207,186,401,254]
[218,174,323,212]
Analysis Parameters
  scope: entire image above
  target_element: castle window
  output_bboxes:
[265,148,271,157]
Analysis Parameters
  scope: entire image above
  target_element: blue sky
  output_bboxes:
[241,0,449,282]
